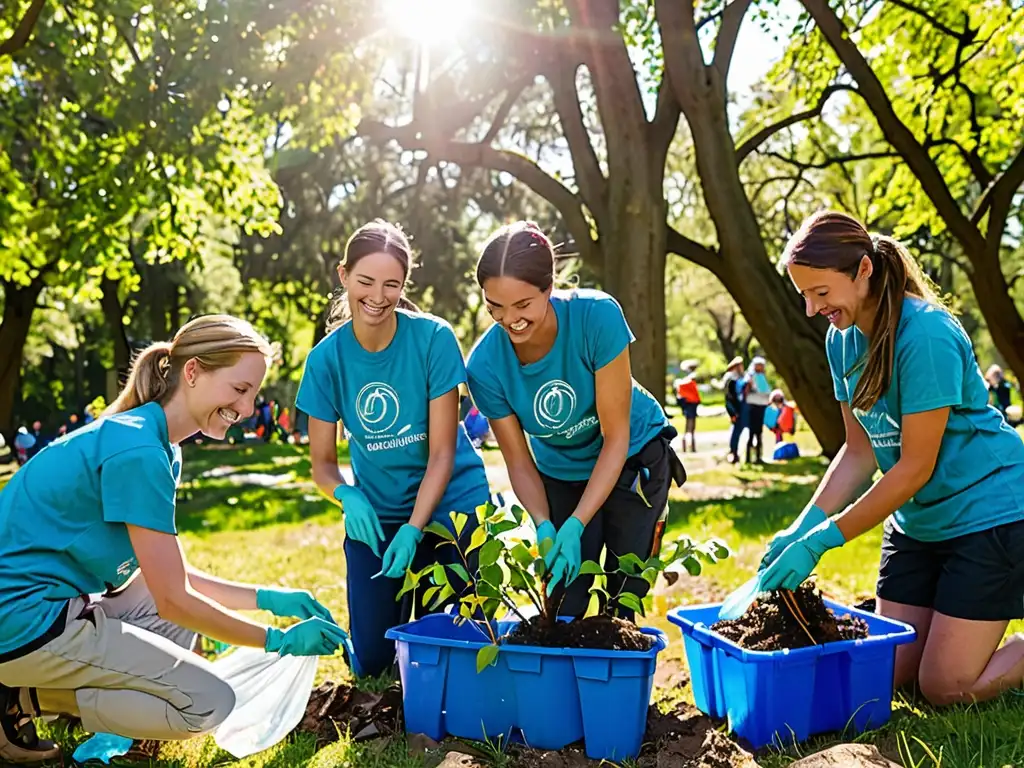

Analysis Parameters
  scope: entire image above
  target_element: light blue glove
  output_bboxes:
[375,524,423,579]
[545,517,585,594]
[256,587,335,623]
[265,617,349,657]
[758,519,846,592]
[535,520,557,552]
[759,504,828,572]
[334,484,385,557]
[72,733,133,764]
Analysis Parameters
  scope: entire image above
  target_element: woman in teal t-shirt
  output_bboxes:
[296,220,490,679]
[756,211,1024,707]
[0,316,345,764]
[466,221,684,619]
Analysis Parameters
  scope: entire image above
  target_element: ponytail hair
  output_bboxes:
[783,211,943,411]
[108,314,276,415]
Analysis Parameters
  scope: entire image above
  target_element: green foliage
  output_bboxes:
[400,499,730,671]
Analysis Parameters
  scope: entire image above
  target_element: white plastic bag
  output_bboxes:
[211,647,318,758]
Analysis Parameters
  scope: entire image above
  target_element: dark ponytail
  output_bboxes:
[783,211,943,411]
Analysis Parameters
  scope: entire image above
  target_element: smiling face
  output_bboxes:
[183,352,268,440]
[340,250,407,329]
[482,275,552,345]
[788,256,874,331]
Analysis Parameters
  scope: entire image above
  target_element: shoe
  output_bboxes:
[0,686,61,763]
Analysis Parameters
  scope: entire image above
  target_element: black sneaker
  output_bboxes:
[0,685,60,764]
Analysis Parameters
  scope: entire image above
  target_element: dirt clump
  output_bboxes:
[505,613,655,651]
[298,680,403,746]
[711,583,868,651]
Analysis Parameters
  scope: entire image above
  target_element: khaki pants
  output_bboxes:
[0,576,235,741]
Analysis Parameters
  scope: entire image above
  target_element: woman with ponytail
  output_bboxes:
[297,220,489,678]
[755,211,1024,706]
[0,315,347,763]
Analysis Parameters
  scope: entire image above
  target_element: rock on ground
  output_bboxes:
[789,744,901,767]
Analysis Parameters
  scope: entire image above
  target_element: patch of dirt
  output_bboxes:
[505,614,655,651]
[711,584,868,651]
[298,681,404,746]
[653,654,690,690]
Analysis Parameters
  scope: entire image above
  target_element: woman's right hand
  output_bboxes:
[265,617,349,657]
[333,485,385,556]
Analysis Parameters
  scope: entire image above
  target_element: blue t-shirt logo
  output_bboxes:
[357,382,402,434]
[534,379,576,433]
[854,405,902,453]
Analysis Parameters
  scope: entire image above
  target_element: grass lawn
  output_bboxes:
[11,419,1024,767]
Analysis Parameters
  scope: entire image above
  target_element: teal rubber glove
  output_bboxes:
[72,733,133,765]
[758,519,846,592]
[265,617,349,657]
[334,484,385,557]
[375,524,423,579]
[759,503,828,572]
[256,587,335,623]
[535,520,557,553]
[544,517,585,594]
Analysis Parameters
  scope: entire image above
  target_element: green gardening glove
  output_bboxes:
[758,519,846,592]
[759,503,828,572]
[374,524,423,579]
[256,587,335,623]
[265,617,349,657]
[334,484,385,557]
[545,517,585,594]
[535,520,557,553]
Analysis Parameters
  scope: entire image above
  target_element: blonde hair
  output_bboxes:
[783,211,943,412]
[107,315,275,415]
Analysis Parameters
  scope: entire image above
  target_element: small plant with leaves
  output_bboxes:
[397,500,730,672]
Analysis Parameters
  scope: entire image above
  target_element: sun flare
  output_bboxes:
[382,0,475,46]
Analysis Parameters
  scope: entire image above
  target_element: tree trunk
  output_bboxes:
[0,279,43,446]
[100,277,132,377]
[965,251,1024,382]
[666,52,845,456]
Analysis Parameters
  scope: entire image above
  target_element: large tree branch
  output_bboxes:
[649,70,681,173]
[359,119,595,262]
[665,225,721,276]
[712,0,754,81]
[760,148,902,170]
[0,0,46,57]
[800,0,985,253]
[545,57,607,221]
[886,0,963,39]
[481,76,531,145]
[975,147,1024,247]
[735,83,855,164]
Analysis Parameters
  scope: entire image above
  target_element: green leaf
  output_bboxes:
[432,563,449,586]
[477,581,500,599]
[476,643,500,673]
[588,585,610,599]
[467,525,487,555]
[578,560,605,576]
[510,543,535,569]
[682,556,702,577]
[489,520,519,537]
[447,563,471,583]
[539,537,554,560]
[712,540,731,559]
[509,568,531,591]
[424,521,455,542]
[422,586,440,607]
[479,539,503,568]
[510,504,526,525]
[640,567,660,587]
[480,564,504,589]
[616,553,644,575]
[449,511,468,538]
[617,592,645,616]
[643,557,666,571]
[429,584,455,611]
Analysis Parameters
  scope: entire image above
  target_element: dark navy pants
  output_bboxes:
[344,516,477,678]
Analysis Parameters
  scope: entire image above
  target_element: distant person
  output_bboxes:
[985,365,1012,421]
[67,413,81,433]
[766,390,800,461]
[28,421,45,459]
[0,315,343,763]
[723,356,745,464]
[674,363,701,453]
[742,356,772,464]
[13,427,36,467]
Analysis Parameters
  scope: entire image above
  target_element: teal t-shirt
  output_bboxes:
[296,310,489,522]
[466,289,669,482]
[0,402,181,655]
[827,297,1024,542]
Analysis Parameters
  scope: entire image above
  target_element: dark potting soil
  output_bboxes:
[298,680,404,745]
[504,613,655,651]
[711,583,869,651]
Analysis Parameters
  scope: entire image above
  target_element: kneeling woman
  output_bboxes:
[298,220,490,678]
[0,316,345,764]
[466,221,684,618]
[758,211,1024,706]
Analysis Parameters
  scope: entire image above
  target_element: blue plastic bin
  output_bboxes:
[385,613,667,760]
[667,599,916,749]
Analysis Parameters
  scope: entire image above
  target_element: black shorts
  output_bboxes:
[680,402,699,420]
[877,518,1024,621]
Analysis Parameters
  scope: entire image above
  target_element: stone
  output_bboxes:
[437,751,487,768]
[789,744,901,767]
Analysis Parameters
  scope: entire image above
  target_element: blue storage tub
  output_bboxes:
[667,599,916,749]
[385,613,667,760]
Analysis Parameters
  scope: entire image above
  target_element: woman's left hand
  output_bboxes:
[256,587,336,623]
[758,520,846,592]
